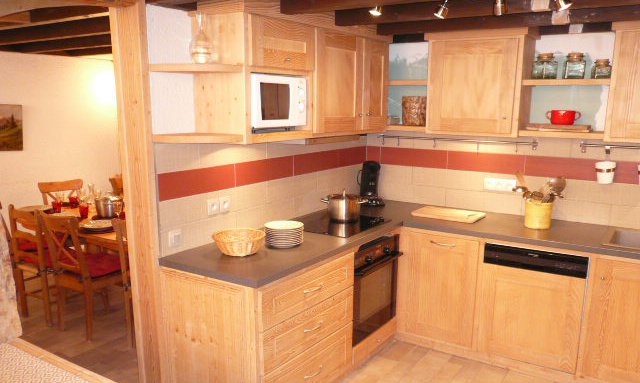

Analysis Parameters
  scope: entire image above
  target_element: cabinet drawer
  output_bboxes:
[263,288,353,373]
[264,324,352,383]
[260,253,354,329]
[250,15,315,71]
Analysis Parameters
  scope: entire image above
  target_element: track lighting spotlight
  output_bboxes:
[494,0,507,16]
[555,0,573,11]
[369,5,382,17]
[434,0,450,19]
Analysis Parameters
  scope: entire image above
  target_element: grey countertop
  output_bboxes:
[159,200,640,288]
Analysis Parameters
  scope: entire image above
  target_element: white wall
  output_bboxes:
[0,51,120,216]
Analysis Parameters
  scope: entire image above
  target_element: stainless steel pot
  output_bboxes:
[95,195,124,218]
[321,190,367,222]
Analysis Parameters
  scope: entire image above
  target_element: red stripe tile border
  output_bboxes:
[367,146,381,162]
[380,147,447,168]
[236,156,293,187]
[158,164,235,201]
[524,156,597,181]
[294,150,340,175]
[448,151,525,174]
[338,146,366,167]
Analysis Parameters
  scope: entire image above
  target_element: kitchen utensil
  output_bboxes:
[95,195,124,218]
[321,190,367,222]
[213,228,265,257]
[549,176,567,194]
[595,161,616,184]
[411,206,486,223]
[515,171,527,188]
[545,110,582,125]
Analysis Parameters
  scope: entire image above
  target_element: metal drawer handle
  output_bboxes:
[366,111,372,116]
[303,286,323,294]
[430,240,456,248]
[284,57,292,62]
[303,322,323,333]
[304,365,323,380]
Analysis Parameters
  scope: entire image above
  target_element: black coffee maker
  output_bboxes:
[358,161,385,207]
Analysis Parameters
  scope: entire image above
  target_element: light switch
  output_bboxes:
[484,177,517,192]
[207,198,220,216]
[220,195,231,213]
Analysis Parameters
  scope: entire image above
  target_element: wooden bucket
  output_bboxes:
[524,200,553,229]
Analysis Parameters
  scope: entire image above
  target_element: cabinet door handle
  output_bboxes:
[284,57,292,62]
[304,366,323,380]
[430,240,456,248]
[358,113,363,117]
[303,322,323,333]
[303,285,323,294]
[366,111,373,116]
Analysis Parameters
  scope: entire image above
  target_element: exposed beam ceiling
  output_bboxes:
[49,46,112,56]
[336,0,640,26]
[5,33,111,53]
[146,0,197,11]
[280,0,422,14]
[0,0,133,18]
[0,16,110,45]
[378,5,640,35]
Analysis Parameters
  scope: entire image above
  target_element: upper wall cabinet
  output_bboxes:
[249,15,315,71]
[314,30,388,135]
[605,22,640,143]
[426,29,535,137]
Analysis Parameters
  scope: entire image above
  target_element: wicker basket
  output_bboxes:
[402,96,426,126]
[213,228,265,257]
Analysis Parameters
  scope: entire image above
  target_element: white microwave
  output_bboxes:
[251,73,307,130]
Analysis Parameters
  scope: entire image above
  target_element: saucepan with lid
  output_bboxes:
[321,190,367,222]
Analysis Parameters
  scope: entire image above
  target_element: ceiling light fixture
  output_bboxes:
[434,0,450,19]
[369,5,382,17]
[494,0,507,16]
[555,0,573,11]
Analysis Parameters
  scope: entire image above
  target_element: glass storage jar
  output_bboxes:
[531,53,558,79]
[190,11,214,64]
[563,52,586,79]
[591,59,612,79]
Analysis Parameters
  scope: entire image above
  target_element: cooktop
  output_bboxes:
[297,210,388,238]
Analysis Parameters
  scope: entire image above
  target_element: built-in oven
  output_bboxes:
[353,234,402,346]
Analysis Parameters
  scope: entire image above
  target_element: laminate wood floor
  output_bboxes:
[343,341,558,383]
[19,285,138,383]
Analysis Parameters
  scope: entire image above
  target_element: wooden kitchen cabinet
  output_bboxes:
[249,15,315,71]
[581,258,640,382]
[476,261,585,373]
[605,22,640,142]
[397,228,480,348]
[315,30,388,134]
[426,29,534,136]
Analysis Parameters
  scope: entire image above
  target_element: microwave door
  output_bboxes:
[260,83,290,121]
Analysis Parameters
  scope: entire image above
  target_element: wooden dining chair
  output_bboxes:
[38,212,122,341]
[109,174,124,197]
[38,179,83,205]
[112,218,135,348]
[8,205,54,326]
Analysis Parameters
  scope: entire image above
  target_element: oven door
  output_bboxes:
[353,251,402,346]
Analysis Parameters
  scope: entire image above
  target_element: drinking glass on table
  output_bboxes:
[51,193,63,213]
[68,193,79,208]
[79,202,89,219]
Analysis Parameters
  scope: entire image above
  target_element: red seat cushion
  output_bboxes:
[85,252,122,278]
[21,250,54,269]
[17,239,48,252]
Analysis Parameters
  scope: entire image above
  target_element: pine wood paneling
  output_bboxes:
[249,14,314,71]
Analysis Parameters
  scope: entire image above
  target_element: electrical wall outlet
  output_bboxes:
[484,177,517,192]
[219,195,231,213]
[207,198,220,216]
[168,229,182,248]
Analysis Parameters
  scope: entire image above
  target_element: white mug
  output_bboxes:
[595,161,616,184]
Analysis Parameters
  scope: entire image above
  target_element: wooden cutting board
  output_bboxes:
[411,206,486,223]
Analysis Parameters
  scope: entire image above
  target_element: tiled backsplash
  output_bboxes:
[156,139,365,256]
[369,133,640,230]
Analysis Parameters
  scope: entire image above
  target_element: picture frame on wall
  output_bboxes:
[0,104,23,151]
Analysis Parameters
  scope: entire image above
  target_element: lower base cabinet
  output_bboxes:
[582,258,640,382]
[476,262,586,373]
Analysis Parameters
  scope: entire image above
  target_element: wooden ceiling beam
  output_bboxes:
[145,0,197,11]
[377,5,640,35]
[338,0,640,26]
[280,0,422,14]
[47,46,112,56]
[29,6,108,22]
[0,16,110,45]
[3,33,111,53]
[0,0,132,17]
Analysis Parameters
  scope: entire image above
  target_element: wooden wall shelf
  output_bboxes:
[152,133,244,144]
[387,124,426,132]
[149,63,243,73]
[389,80,428,86]
[519,130,605,139]
[522,79,611,86]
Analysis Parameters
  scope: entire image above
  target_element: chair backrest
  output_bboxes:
[112,218,130,287]
[109,175,124,197]
[38,179,83,205]
[8,205,47,270]
[38,212,90,279]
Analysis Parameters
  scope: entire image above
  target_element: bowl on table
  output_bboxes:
[213,228,265,257]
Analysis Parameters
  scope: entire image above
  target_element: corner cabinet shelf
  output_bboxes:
[389,80,428,86]
[148,63,243,73]
[386,124,425,132]
[522,79,611,86]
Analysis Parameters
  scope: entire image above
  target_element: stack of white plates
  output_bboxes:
[264,221,304,249]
